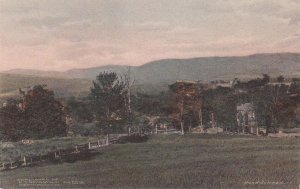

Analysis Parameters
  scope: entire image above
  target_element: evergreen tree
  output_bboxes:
[89,72,128,134]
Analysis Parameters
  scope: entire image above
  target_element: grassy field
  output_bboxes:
[0,134,299,189]
[0,136,107,162]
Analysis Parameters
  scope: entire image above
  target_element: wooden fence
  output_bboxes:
[156,129,182,134]
[0,136,118,172]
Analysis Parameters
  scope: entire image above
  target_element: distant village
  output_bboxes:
[165,76,299,136]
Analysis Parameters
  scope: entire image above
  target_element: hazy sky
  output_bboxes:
[0,0,299,71]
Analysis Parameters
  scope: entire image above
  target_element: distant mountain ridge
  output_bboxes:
[0,73,91,99]
[3,53,300,85]
[65,65,129,78]
[2,69,66,78]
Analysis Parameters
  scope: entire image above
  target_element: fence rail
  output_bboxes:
[156,129,182,134]
[0,136,119,172]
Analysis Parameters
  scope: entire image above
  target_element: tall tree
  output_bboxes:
[90,72,128,134]
[202,87,237,129]
[169,81,200,134]
[123,67,135,135]
[22,85,67,139]
[0,85,67,141]
[253,84,295,134]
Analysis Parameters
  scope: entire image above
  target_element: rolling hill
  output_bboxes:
[2,53,300,95]
[4,53,300,82]
[0,74,92,99]
[134,53,300,84]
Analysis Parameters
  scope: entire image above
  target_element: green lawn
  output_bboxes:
[0,134,299,189]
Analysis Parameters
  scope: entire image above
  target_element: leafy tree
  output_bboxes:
[169,82,203,133]
[234,75,298,132]
[252,84,296,134]
[202,87,237,129]
[234,74,270,91]
[23,85,67,138]
[132,91,175,116]
[131,91,179,132]
[0,103,26,141]
[0,85,67,141]
[289,78,300,94]
[277,75,284,83]
[67,97,93,123]
[89,72,128,134]
[262,74,270,84]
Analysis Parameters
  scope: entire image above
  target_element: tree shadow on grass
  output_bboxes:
[49,150,101,164]
[117,135,149,144]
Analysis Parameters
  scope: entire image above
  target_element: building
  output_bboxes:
[236,103,257,134]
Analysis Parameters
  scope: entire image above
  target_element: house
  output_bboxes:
[206,79,237,89]
[236,103,258,134]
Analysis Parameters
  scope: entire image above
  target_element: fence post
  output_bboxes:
[106,134,109,145]
[97,140,100,146]
[155,124,158,134]
[23,156,26,166]
[75,145,78,152]
[88,142,91,149]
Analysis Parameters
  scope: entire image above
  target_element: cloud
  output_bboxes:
[18,15,71,28]
[289,13,300,25]
[0,0,299,71]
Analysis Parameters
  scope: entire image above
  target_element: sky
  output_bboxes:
[0,0,299,71]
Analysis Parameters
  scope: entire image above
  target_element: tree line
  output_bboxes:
[0,72,299,141]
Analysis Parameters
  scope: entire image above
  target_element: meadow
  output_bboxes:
[0,134,299,189]
[0,136,102,162]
